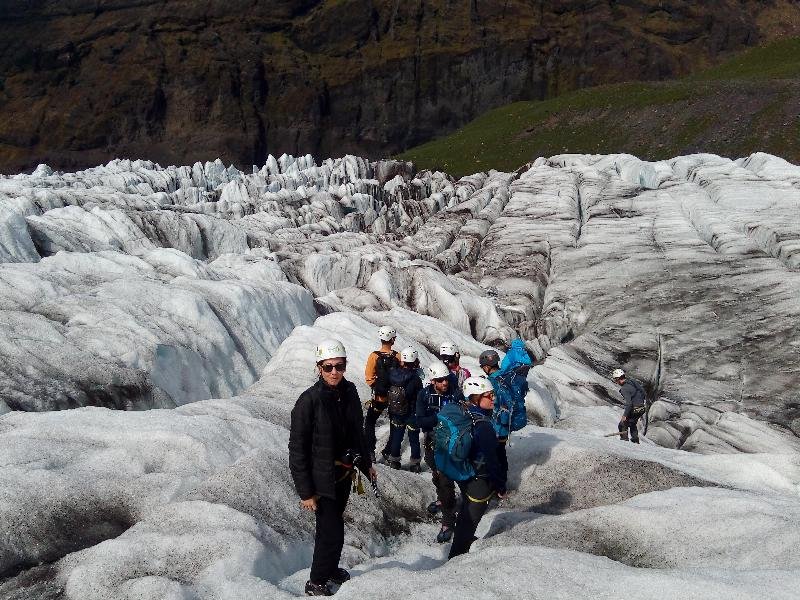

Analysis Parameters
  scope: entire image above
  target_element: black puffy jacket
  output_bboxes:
[288,378,371,501]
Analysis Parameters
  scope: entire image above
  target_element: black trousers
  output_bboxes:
[363,396,388,456]
[618,409,645,443]
[423,433,457,528]
[448,478,493,559]
[309,472,352,584]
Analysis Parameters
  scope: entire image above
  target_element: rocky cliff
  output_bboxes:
[1,0,798,172]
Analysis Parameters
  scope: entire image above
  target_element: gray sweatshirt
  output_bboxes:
[620,378,647,418]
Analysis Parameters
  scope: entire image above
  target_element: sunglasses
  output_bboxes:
[431,377,448,383]
[320,362,347,373]
[480,391,495,399]
[440,355,456,363]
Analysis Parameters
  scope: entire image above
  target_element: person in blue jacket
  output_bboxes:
[448,376,507,560]
[480,350,508,473]
[386,346,423,471]
[416,361,464,543]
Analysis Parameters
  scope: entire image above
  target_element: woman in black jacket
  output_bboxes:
[289,339,376,597]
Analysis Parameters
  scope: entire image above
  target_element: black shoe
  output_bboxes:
[387,458,402,470]
[329,568,350,585]
[436,526,453,543]
[305,580,333,596]
[380,450,391,464]
[408,463,422,473]
[427,501,442,515]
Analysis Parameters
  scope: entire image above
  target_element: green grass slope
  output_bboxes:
[399,38,800,176]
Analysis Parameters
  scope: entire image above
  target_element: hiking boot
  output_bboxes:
[408,463,422,473]
[427,501,442,515]
[305,580,333,596]
[387,458,402,470]
[328,568,350,585]
[436,526,453,543]
[379,450,391,464]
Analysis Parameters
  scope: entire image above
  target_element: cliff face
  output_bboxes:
[0,0,796,172]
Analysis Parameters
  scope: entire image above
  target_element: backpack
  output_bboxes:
[500,338,533,372]
[433,403,485,481]
[372,351,398,396]
[386,384,407,415]
[492,366,529,435]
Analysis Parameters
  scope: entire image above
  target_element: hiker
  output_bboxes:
[364,326,400,462]
[448,376,507,559]
[612,368,647,443]
[478,349,520,477]
[386,346,424,471]
[438,341,471,388]
[289,339,376,597]
[416,361,464,543]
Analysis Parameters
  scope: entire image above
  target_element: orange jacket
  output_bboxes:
[365,350,400,388]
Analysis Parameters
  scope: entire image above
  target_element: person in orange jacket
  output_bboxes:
[363,325,400,462]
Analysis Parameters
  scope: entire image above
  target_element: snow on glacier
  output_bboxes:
[1,151,800,598]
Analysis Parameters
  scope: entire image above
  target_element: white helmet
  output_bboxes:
[400,347,419,363]
[428,362,450,381]
[611,368,625,380]
[316,339,347,361]
[439,341,459,356]
[378,325,397,342]
[463,376,494,397]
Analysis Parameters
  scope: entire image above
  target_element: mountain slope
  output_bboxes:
[2,0,799,173]
[400,37,800,176]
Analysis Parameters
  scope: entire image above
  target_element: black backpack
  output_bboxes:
[372,351,398,396]
[387,385,408,415]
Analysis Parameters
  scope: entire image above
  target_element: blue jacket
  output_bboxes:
[387,365,423,420]
[415,373,463,432]
[467,403,506,494]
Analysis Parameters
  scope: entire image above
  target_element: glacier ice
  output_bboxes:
[1,151,800,598]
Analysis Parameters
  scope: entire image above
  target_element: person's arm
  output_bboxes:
[342,382,373,476]
[407,377,423,418]
[474,421,506,494]
[416,389,436,431]
[365,351,377,387]
[288,392,315,501]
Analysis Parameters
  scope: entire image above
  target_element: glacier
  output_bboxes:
[0,151,799,598]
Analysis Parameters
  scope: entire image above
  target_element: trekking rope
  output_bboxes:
[334,460,378,498]
[466,490,495,503]
[334,460,356,484]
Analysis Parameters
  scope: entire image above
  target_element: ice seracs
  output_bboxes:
[1,151,800,598]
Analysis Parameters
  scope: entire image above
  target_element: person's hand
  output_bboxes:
[369,467,377,482]
[496,490,507,500]
[300,496,318,512]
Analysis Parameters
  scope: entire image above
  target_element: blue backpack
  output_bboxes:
[491,339,532,436]
[433,403,484,481]
[500,338,533,372]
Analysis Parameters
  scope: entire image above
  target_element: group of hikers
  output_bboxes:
[289,326,646,596]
